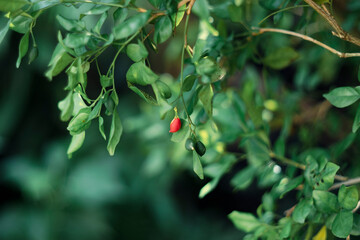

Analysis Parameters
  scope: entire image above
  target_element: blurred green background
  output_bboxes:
[1,1,360,239]
[0,4,253,240]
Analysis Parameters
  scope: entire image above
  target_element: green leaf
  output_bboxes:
[323,87,360,108]
[9,15,32,34]
[228,211,261,233]
[56,15,85,32]
[199,84,214,117]
[196,57,217,76]
[277,176,304,198]
[46,44,74,80]
[67,131,85,158]
[263,47,299,70]
[27,46,38,64]
[0,0,28,12]
[171,4,186,27]
[353,104,360,133]
[182,75,197,92]
[315,162,339,190]
[170,119,189,142]
[58,91,74,121]
[199,177,219,198]
[100,75,113,88]
[93,12,108,34]
[126,40,148,62]
[292,198,313,223]
[259,0,283,10]
[88,99,103,121]
[107,109,123,156]
[193,151,204,179]
[67,108,91,135]
[113,11,150,40]
[0,21,9,44]
[338,185,359,210]
[154,15,172,44]
[312,190,339,213]
[64,32,90,49]
[331,210,353,238]
[84,5,111,15]
[230,166,256,190]
[99,116,106,140]
[358,65,360,83]
[126,62,159,86]
[16,31,29,68]
[127,82,158,104]
[192,39,207,63]
[155,80,172,99]
[352,214,360,236]
[113,7,128,25]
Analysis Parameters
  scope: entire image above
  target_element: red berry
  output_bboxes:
[169,117,181,133]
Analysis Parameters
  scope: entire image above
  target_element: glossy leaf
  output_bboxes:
[352,104,360,132]
[67,131,85,158]
[113,11,150,40]
[154,16,172,44]
[100,75,112,88]
[16,31,29,68]
[107,109,123,156]
[67,108,91,135]
[93,12,108,34]
[331,210,353,238]
[182,75,197,92]
[155,80,172,99]
[58,91,74,121]
[0,0,28,12]
[312,190,339,213]
[323,87,360,108]
[193,151,204,179]
[292,198,313,223]
[338,185,359,210]
[126,62,159,86]
[127,82,158,105]
[46,44,74,80]
[0,21,9,44]
[228,211,261,233]
[126,40,148,62]
[56,15,85,32]
[199,84,214,117]
[98,116,106,140]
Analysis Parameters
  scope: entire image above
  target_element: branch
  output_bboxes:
[353,201,360,213]
[303,0,360,47]
[269,152,348,181]
[252,27,360,58]
[329,177,360,191]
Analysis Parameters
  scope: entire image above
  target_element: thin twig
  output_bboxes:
[269,152,347,181]
[353,201,360,213]
[303,0,360,47]
[329,177,360,191]
[252,27,360,58]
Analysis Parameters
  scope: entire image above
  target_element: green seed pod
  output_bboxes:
[185,138,195,151]
[155,80,172,99]
[195,141,206,156]
[28,46,38,64]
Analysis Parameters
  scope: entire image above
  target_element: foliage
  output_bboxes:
[1,0,360,239]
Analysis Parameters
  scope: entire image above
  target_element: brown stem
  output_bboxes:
[303,0,360,47]
[329,177,360,191]
[353,201,360,213]
[252,27,360,58]
[269,152,347,181]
